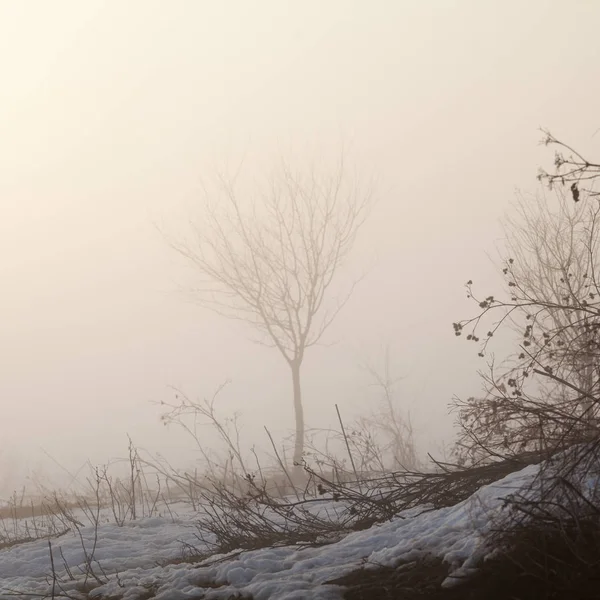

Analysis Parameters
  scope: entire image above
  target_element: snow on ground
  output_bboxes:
[0,464,539,600]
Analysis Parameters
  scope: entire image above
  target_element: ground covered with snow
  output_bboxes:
[0,463,542,600]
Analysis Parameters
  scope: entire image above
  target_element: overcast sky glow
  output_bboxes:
[1,0,600,494]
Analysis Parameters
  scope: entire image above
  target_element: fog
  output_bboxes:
[1,1,599,494]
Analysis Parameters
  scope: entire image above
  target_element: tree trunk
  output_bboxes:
[291,360,305,478]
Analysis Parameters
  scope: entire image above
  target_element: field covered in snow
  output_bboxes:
[0,463,540,600]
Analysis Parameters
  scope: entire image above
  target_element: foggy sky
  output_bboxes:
[1,0,600,494]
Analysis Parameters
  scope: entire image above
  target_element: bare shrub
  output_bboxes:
[481,440,600,599]
[303,350,418,483]
[154,380,424,555]
[453,187,600,464]
[446,131,600,597]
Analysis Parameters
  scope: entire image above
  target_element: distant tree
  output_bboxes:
[357,346,418,471]
[453,135,600,465]
[167,157,371,473]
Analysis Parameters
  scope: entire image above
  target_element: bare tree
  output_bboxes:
[357,346,418,471]
[502,191,600,400]
[167,157,371,473]
[453,144,600,464]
